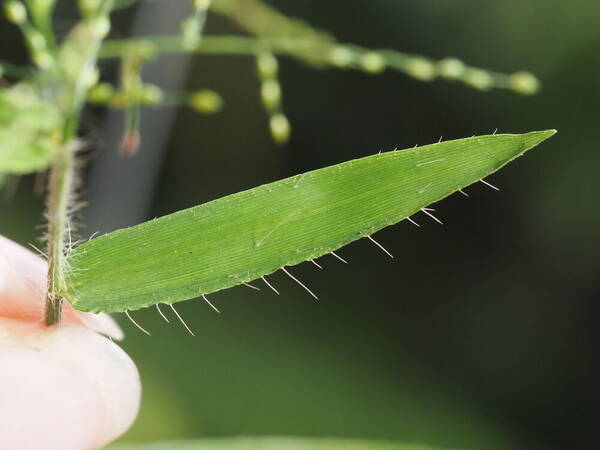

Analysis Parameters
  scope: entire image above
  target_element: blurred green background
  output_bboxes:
[2,1,599,449]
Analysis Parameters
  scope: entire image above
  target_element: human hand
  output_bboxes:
[0,235,141,450]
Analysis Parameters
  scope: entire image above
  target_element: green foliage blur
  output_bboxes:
[2,1,599,449]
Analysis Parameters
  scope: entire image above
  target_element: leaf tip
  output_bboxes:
[518,129,557,152]
[532,128,557,141]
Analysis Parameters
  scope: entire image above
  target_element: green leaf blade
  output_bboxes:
[107,436,452,450]
[66,130,555,313]
[0,84,62,174]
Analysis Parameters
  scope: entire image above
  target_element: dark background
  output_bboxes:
[2,1,599,449]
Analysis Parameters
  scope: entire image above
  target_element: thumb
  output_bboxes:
[0,236,141,450]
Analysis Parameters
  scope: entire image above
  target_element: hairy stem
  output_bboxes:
[43,1,114,325]
[44,140,75,326]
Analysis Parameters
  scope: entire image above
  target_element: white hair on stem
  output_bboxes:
[156,304,170,322]
[124,310,151,336]
[367,235,394,258]
[480,179,500,191]
[202,294,221,314]
[330,251,348,264]
[407,217,420,227]
[243,282,260,291]
[310,259,323,269]
[281,267,318,300]
[169,303,195,336]
[421,207,444,225]
[261,275,280,295]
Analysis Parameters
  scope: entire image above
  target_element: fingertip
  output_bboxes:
[0,236,100,329]
[0,319,141,449]
[77,312,125,341]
